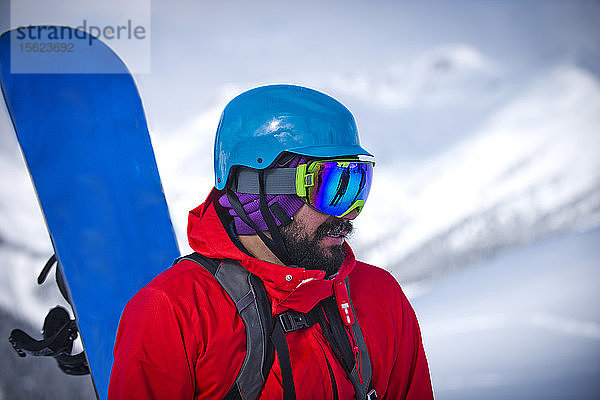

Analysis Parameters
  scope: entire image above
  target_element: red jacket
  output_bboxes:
[109,190,433,399]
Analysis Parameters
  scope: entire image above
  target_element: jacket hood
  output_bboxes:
[187,188,356,314]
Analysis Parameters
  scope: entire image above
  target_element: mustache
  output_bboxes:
[315,218,354,239]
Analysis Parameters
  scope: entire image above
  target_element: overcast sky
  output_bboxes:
[139,1,600,132]
[2,0,599,143]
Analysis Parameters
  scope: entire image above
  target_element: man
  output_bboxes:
[109,85,433,399]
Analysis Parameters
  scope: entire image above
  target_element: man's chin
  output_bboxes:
[315,243,345,273]
[280,223,347,277]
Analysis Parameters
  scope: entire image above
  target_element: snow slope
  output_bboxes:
[412,227,600,400]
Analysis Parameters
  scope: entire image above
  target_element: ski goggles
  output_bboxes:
[295,159,374,217]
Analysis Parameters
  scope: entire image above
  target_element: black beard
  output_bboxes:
[280,217,353,278]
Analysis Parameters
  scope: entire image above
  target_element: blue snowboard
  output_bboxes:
[0,27,180,399]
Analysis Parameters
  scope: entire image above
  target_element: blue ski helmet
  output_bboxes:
[214,84,373,189]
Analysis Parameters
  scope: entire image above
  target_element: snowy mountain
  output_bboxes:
[351,65,600,285]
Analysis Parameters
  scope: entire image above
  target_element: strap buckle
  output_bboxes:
[278,311,310,333]
[367,389,378,400]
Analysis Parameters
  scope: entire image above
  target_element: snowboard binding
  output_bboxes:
[8,255,90,376]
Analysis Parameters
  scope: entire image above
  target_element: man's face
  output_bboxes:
[280,204,357,277]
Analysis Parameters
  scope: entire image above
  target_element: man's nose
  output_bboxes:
[341,209,358,220]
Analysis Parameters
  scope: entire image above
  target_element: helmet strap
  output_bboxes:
[225,186,291,265]
[257,170,292,265]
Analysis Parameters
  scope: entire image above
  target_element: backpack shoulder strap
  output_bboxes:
[176,253,273,400]
[344,277,374,399]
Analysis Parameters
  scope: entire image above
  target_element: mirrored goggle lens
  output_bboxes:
[306,161,373,217]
